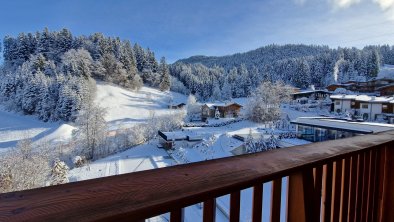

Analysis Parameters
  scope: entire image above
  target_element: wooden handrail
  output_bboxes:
[1,130,394,222]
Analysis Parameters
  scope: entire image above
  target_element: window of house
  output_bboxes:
[361,104,368,109]
[383,104,388,109]
[335,101,340,105]
[351,101,355,106]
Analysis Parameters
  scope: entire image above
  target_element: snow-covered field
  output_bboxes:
[95,83,187,130]
[0,107,75,152]
[0,83,187,152]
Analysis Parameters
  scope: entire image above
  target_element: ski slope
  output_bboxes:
[95,83,187,130]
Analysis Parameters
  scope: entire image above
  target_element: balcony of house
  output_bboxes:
[1,130,394,222]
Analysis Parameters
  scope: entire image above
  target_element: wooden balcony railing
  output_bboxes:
[1,130,394,222]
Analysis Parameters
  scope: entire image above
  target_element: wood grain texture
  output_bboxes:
[0,131,393,222]
[286,170,315,222]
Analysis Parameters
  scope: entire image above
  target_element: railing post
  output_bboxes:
[170,208,184,222]
[378,143,394,222]
[286,169,315,222]
[271,178,282,222]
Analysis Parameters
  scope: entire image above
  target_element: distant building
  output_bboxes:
[168,103,186,109]
[201,103,243,121]
[158,130,203,149]
[292,89,332,102]
[377,84,394,96]
[326,78,394,96]
[291,117,394,142]
[331,94,394,122]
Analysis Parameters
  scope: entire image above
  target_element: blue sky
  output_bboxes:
[1,0,394,62]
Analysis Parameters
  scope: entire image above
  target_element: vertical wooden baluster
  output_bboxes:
[371,148,381,222]
[368,149,377,222]
[203,199,216,222]
[377,146,386,222]
[347,155,358,222]
[270,178,282,222]
[252,184,263,222]
[171,208,184,222]
[322,163,333,222]
[286,169,315,222]
[331,159,343,221]
[379,143,394,222]
[340,157,350,222]
[314,166,323,220]
[355,152,365,222]
[230,191,241,222]
[361,150,371,222]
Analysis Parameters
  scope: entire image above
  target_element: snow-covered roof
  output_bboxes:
[204,102,243,108]
[330,94,394,103]
[158,130,203,141]
[291,117,394,134]
[278,138,311,148]
[292,89,330,95]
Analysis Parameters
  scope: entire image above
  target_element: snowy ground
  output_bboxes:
[0,107,75,152]
[0,83,187,152]
[95,83,187,130]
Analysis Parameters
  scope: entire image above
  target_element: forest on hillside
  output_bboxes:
[171,44,394,101]
[1,29,394,120]
[0,28,171,121]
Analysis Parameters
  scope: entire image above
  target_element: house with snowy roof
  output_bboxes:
[158,130,203,149]
[201,102,243,121]
[330,94,394,122]
[291,117,394,142]
[327,77,394,96]
[292,88,332,102]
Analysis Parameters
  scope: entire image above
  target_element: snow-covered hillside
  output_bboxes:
[0,107,74,152]
[0,83,187,152]
[95,83,187,130]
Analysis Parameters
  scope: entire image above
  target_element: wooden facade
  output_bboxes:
[1,130,394,222]
[168,103,186,109]
[378,85,394,96]
[327,78,394,95]
[292,90,331,100]
[201,103,242,121]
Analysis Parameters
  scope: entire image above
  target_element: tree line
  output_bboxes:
[171,44,392,101]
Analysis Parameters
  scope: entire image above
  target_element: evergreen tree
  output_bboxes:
[158,57,171,91]
[50,158,69,185]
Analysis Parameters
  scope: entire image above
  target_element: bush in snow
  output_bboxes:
[0,140,51,193]
[50,158,69,185]
[186,94,201,121]
[246,81,292,123]
[73,155,87,168]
